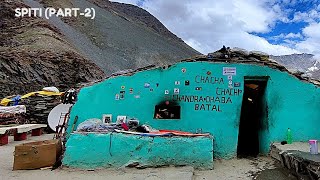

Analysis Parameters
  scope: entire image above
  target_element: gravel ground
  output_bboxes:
[0,134,295,180]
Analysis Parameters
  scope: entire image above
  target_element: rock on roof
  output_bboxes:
[80,46,320,88]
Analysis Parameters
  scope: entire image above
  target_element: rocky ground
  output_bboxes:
[1,134,296,180]
[0,0,105,99]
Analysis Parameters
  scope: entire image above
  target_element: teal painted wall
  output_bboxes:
[67,62,320,158]
[63,133,214,169]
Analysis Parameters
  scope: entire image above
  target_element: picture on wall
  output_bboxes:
[102,114,112,124]
[116,115,127,124]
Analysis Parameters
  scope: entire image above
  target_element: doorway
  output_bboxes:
[237,79,267,158]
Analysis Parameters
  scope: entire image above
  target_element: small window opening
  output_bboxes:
[154,101,181,119]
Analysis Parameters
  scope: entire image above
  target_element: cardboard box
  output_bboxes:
[13,139,62,170]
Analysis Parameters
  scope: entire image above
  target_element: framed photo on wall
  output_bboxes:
[116,115,127,124]
[102,114,112,124]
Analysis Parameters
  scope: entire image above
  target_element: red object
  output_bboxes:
[158,130,210,137]
[14,132,27,141]
[0,134,8,145]
[121,123,129,131]
[31,128,42,136]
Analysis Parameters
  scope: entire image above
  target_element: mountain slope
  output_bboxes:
[90,0,187,44]
[1,0,200,98]
[38,0,200,74]
[271,54,320,79]
[0,1,105,98]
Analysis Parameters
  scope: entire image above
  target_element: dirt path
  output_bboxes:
[1,133,295,180]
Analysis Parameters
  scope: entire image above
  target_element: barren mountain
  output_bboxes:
[37,0,200,74]
[3,0,317,100]
[0,1,105,98]
[1,0,200,98]
[271,54,320,79]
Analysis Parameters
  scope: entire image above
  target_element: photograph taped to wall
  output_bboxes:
[102,114,112,124]
[120,91,125,99]
[116,115,127,124]
[144,83,150,88]
[234,82,241,87]
[134,95,140,98]
[174,88,180,94]
[115,94,120,100]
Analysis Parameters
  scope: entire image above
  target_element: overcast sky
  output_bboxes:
[111,0,320,57]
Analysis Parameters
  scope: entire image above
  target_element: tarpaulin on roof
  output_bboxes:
[0,98,12,106]
[0,91,63,106]
[20,91,63,99]
[42,87,60,93]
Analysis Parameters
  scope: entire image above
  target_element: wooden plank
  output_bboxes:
[16,124,47,133]
[0,124,47,134]
[0,126,16,135]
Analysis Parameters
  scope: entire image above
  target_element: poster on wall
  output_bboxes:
[120,91,125,99]
[115,94,120,100]
[174,88,180,94]
[223,67,236,75]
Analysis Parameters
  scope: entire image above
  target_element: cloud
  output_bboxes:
[110,0,319,56]
[269,32,303,41]
[292,10,320,23]
[296,23,320,58]
[139,0,300,55]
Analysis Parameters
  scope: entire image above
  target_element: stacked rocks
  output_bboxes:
[0,105,27,125]
[20,95,61,124]
[0,113,26,125]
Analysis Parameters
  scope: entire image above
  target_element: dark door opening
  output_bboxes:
[237,80,267,158]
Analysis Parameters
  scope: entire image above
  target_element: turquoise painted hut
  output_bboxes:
[63,50,320,170]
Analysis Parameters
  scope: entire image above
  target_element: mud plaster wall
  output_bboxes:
[63,133,213,169]
[67,61,320,158]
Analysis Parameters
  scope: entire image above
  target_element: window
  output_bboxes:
[154,104,181,119]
